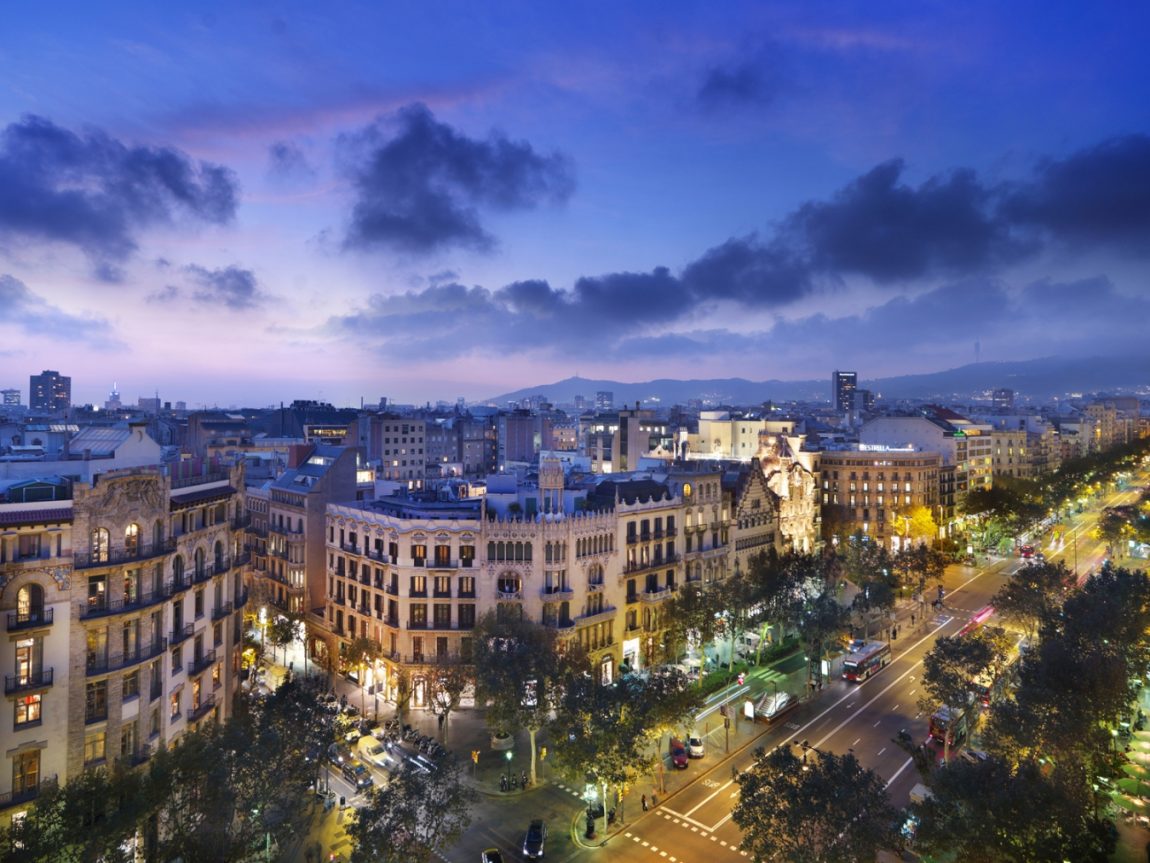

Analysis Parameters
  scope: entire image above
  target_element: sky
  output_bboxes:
[1,1,1149,408]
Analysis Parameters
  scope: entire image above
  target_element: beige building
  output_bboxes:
[0,463,247,827]
[818,449,941,547]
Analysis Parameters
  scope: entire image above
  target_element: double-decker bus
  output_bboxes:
[842,640,892,682]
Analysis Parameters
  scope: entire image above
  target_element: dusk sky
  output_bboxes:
[2,2,1149,408]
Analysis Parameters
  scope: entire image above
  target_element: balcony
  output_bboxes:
[385,583,400,596]
[6,668,54,695]
[187,649,217,677]
[186,694,217,723]
[495,589,523,601]
[623,553,680,576]
[428,559,455,571]
[234,589,250,609]
[544,618,575,631]
[73,538,177,570]
[0,776,57,811]
[541,586,575,600]
[170,623,194,645]
[268,523,304,537]
[576,606,617,626]
[231,513,251,530]
[587,581,605,594]
[87,638,167,675]
[211,602,233,621]
[81,584,172,620]
[7,607,54,631]
[626,593,639,604]
[641,585,675,603]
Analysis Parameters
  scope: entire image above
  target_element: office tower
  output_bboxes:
[595,391,614,411]
[29,370,71,411]
[832,371,857,414]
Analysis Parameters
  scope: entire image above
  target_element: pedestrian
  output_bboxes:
[641,793,648,811]
[731,764,738,781]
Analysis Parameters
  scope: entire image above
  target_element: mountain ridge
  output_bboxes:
[482,355,1149,406]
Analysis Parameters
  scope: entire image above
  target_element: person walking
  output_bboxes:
[641,794,648,812]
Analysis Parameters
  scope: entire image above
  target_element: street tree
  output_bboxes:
[663,579,725,680]
[920,633,995,763]
[266,613,295,666]
[471,611,565,784]
[991,560,1072,642]
[914,755,1114,863]
[427,661,473,743]
[145,680,331,863]
[0,765,143,863]
[345,635,383,718]
[733,745,896,863]
[790,587,849,692]
[347,759,475,863]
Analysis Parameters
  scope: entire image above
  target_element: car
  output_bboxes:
[344,726,363,744]
[480,850,504,863]
[340,703,361,718]
[958,749,989,765]
[358,738,400,772]
[327,743,353,766]
[687,735,705,758]
[341,759,374,790]
[522,820,546,860]
[1019,544,1035,559]
[669,738,688,769]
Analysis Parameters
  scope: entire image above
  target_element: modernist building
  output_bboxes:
[0,462,248,827]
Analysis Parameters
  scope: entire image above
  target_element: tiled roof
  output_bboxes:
[0,507,73,526]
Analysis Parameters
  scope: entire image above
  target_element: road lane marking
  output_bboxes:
[851,738,861,747]
[682,778,737,817]
[884,756,915,788]
[873,720,882,727]
[877,747,886,756]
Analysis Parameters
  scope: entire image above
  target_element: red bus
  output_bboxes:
[842,641,892,682]
[928,703,971,748]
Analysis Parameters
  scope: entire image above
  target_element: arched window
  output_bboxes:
[172,555,185,585]
[153,520,164,548]
[213,541,224,572]
[545,543,553,564]
[524,542,533,561]
[90,527,109,563]
[487,541,496,561]
[16,584,44,622]
[125,523,140,557]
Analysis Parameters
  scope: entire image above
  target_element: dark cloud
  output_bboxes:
[147,285,181,304]
[1000,135,1150,253]
[337,103,575,254]
[0,115,239,266]
[183,264,265,310]
[785,161,1028,281]
[323,133,1150,365]
[0,274,119,346]
[697,56,782,110]
[267,140,315,182]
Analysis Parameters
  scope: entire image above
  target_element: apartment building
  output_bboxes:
[818,449,942,547]
[0,463,248,827]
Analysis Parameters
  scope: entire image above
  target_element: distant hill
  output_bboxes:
[482,355,1149,407]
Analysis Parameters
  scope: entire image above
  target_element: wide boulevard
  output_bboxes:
[437,472,1147,863]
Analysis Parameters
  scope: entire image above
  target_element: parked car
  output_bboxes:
[669,738,688,769]
[958,749,989,765]
[687,735,705,758]
[480,850,504,863]
[341,759,374,790]
[522,820,546,860]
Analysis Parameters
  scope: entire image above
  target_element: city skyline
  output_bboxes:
[2,2,1149,407]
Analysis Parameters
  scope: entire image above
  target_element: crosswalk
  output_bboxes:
[621,808,749,860]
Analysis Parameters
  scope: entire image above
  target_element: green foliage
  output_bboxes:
[991,560,1073,641]
[347,759,475,863]
[733,745,896,863]
[914,755,1114,863]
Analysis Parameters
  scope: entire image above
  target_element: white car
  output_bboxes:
[687,735,705,758]
[358,737,400,772]
[755,691,795,721]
